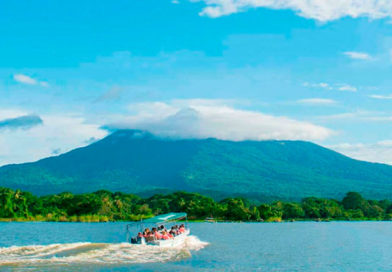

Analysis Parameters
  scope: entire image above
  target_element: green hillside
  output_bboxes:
[0,130,391,201]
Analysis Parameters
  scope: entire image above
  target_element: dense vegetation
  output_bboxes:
[1,130,392,201]
[1,187,391,222]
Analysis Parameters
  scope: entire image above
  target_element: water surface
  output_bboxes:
[0,222,391,271]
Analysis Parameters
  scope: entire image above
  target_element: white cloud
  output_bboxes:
[343,51,373,60]
[0,110,107,166]
[297,98,337,105]
[363,116,392,121]
[304,82,357,92]
[107,99,333,141]
[316,110,392,122]
[369,94,392,100]
[193,0,392,22]
[0,109,27,119]
[317,112,359,121]
[378,140,392,147]
[303,82,333,90]
[13,74,37,85]
[330,141,392,165]
[338,84,357,92]
[13,73,49,87]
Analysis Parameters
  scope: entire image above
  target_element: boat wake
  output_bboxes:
[0,235,208,267]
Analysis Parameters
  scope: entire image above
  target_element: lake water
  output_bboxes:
[0,222,391,271]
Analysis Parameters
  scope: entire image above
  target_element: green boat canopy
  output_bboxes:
[143,212,187,223]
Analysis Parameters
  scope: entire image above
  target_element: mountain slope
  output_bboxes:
[0,130,391,201]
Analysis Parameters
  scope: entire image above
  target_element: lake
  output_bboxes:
[0,222,391,271]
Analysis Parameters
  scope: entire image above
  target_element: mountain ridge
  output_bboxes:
[0,129,391,201]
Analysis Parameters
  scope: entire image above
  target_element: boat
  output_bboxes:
[204,217,216,223]
[126,212,190,247]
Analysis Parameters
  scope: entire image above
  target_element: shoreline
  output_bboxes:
[1,218,390,223]
[1,188,391,223]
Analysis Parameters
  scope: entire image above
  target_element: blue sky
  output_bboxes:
[1,0,392,165]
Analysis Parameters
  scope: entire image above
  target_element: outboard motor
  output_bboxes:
[130,236,145,244]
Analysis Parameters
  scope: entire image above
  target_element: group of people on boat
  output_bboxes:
[136,224,186,243]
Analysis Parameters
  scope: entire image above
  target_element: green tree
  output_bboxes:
[365,205,384,219]
[282,203,305,219]
[302,197,322,218]
[220,198,252,221]
[258,203,283,221]
[342,192,368,211]
[345,209,364,219]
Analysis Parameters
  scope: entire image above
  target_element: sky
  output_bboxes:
[1,0,392,165]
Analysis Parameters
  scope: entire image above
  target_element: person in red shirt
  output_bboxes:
[178,224,185,233]
[152,228,162,240]
[161,231,170,240]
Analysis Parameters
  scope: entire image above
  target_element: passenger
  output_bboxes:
[179,224,185,233]
[143,228,151,237]
[161,231,170,240]
[135,232,143,244]
[155,231,162,240]
[173,225,180,235]
[170,227,177,237]
[159,225,166,232]
[152,228,162,240]
[144,231,154,242]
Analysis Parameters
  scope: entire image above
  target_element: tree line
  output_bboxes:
[0,187,391,222]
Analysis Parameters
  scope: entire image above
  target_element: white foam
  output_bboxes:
[0,236,208,266]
